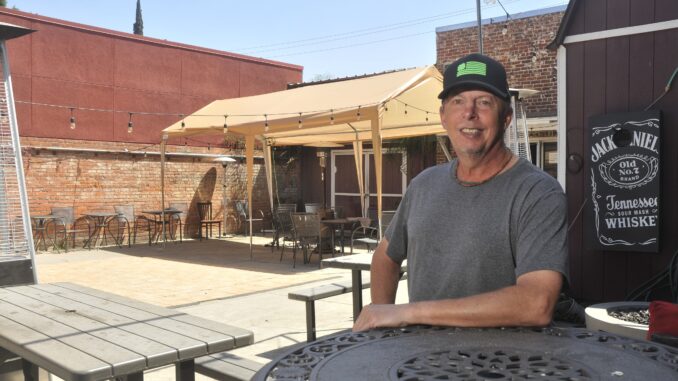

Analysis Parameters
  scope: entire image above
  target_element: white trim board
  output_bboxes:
[564,19,678,45]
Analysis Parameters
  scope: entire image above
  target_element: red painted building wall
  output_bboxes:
[0,8,302,239]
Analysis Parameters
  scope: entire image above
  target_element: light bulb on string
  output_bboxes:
[404,104,408,115]
[127,113,133,133]
[330,109,334,125]
[425,112,429,122]
[264,114,269,132]
[298,112,303,128]
[69,108,76,130]
[502,25,508,35]
[223,115,228,131]
[181,115,185,128]
[357,106,361,121]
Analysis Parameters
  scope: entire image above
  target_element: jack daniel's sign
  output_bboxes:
[585,111,661,252]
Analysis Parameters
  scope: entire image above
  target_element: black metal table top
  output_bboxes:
[253,326,678,381]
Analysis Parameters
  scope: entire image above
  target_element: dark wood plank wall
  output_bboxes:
[565,0,678,302]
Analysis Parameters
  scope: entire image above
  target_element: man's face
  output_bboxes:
[439,89,511,158]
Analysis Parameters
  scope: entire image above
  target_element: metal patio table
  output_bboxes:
[253,325,678,380]
[0,282,253,381]
[29,215,60,252]
[321,253,407,321]
[82,212,119,249]
[320,218,355,254]
[142,209,183,243]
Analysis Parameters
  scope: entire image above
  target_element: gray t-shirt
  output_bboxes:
[385,158,569,302]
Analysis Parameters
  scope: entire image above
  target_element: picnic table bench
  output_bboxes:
[288,279,372,342]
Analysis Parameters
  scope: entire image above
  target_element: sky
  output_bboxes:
[9,0,568,81]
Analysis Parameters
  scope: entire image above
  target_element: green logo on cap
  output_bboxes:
[456,61,486,77]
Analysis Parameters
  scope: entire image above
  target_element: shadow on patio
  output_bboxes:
[34,236,360,308]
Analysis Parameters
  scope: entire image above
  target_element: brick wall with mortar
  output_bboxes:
[20,136,298,239]
[434,8,564,165]
[436,9,564,118]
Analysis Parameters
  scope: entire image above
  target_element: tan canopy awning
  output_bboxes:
[162,65,445,251]
[163,65,444,143]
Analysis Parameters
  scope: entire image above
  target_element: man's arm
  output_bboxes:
[370,239,401,304]
[354,269,562,331]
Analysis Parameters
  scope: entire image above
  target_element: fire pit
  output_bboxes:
[585,302,650,340]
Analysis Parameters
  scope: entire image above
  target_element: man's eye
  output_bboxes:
[477,99,492,107]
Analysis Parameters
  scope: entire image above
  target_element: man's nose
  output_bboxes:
[462,102,478,118]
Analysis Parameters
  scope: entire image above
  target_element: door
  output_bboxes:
[331,149,407,217]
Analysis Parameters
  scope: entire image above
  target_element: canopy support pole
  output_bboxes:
[370,115,383,239]
[245,135,255,259]
[263,139,274,213]
[352,140,365,218]
[160,134,168,247]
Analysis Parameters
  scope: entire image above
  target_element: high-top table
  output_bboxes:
[322,253,407,321]
[252,326,678,380]
[0,282,253,381]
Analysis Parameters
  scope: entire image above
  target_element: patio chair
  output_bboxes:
[197,202,222,240]
[168,202,188,242]
[270,204,297,252]
[277,209,299,265]
[349,210,396,253]
[113,205,153,247]
[50,206,92,252]
[291,212,328,267]
[234,200,264,236]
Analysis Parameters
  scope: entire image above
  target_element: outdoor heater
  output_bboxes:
[316,150,328,208]
[0,22,37,286]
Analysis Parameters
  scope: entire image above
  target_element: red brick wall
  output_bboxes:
[19,137,296,236]
[436,9,563,117]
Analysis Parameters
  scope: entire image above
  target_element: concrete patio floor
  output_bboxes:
[34,235,409,380]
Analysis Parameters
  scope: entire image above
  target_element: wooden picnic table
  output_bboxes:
[0,282,253,381]
[321,253,407,321]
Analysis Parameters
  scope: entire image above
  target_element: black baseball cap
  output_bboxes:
[438,53,510,101]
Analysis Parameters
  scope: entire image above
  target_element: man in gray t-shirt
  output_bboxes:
[353,53,568,331]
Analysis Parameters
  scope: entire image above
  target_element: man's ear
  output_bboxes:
[503,112,513,130]
[440,105,447,130]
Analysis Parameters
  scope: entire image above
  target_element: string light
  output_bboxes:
[208,143,211,151]
[21,100,441,130]
[425,112,429,122]
[127,113,133,133]
[69,108,76,130]
[264,114,269,131]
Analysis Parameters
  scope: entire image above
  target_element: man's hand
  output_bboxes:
[352,303,412,331]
